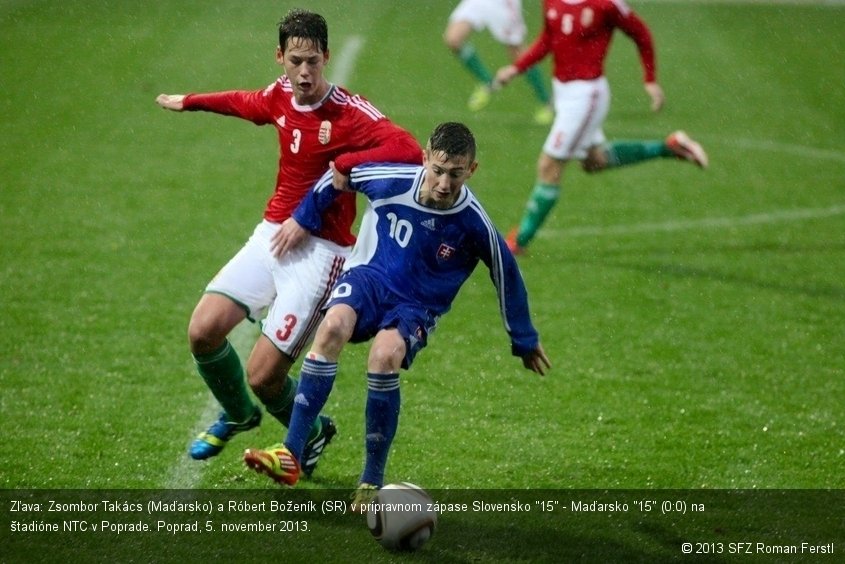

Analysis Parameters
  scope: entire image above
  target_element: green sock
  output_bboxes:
[517,183,560,247]
[458,43,493,84]
[605,141,672,168]
[194,340,255,422]
[524,66,550,104]
[264,375,322,442]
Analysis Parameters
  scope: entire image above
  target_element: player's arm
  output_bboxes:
[474,219,550,375]
[271,167,344,258]
[332,120,422,176]
[280,167,338,232]
[616,9,664,111]
[495,20,551,86]
[291,162,404,233]
[157,86,276,124]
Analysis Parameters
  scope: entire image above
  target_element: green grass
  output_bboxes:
[1,0,843,561]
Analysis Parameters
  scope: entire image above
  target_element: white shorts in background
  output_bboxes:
[448,0,526,45]
[206,220,350,358]
[543,77,611,161]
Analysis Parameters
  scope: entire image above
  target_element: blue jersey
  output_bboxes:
[294,163,539,356]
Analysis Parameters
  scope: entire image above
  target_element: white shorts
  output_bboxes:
[448,0,526,45]
[542,77,611,161]
[206,220,350,358]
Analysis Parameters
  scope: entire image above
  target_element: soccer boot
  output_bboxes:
[300,415,337,477]
[350,483,380,513]
[505,227,526,256]
[666,130,709,169]
[533,104,554,126]
[243,444,301,486]
[467,85,493,112]
[189,407,261,460]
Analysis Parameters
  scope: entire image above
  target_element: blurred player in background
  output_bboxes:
[155,9,421,475]
[241,122,551,499]
[444,0,554,124]
[495,0,708,254]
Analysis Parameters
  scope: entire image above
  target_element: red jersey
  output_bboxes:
[516,0,656,83]
[183,77,422,247]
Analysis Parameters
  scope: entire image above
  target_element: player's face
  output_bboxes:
[420,149,477,209]
[277,38,330,106]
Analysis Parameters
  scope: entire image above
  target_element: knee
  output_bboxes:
[537,154,563,185]
[443,32,462,52]
[187,315,224,356]
[581,159,604,173]
[245,340,293,401]
[245,362,275,401]
[311,309,354,359]
[368,334,406,373]
[443,22,468,53]
[582,147,608,173]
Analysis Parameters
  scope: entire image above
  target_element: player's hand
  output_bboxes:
[644,82,664,112]
[156,94,185,111]
[270,218,309,259]
[522,344,551,376]
[494,65,519,87]
[329,162,351,191]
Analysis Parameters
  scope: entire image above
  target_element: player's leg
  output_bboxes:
[186,223,277,460]
[582,133,708,171]
[507,77,609,253]
[242,236,349,481]
[356,304,434,497]
[506,43,553,125]
[444,1,496,111]
[507,152,565,254]
[245,336,297,429]
[358,329,405,490]
[243,302,356,486]
[188,293,254,421]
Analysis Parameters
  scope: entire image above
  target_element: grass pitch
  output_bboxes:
[1,1,843,561]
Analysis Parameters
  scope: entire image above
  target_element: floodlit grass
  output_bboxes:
[1,1,843,561]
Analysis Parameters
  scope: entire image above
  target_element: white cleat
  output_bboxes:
[666,130,709,169]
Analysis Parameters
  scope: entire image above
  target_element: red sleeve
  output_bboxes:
[514,11,552,73]
[182,88,276,125]
[332,120,422,174]
[616,10,657,83]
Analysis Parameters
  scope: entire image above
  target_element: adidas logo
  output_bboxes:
[294,393,310,407]
[421,218,437,231]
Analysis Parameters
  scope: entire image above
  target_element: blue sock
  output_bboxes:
[284,358,337,461]
[360,373,401,487]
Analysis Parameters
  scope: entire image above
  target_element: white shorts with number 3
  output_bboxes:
[206,220,350,359]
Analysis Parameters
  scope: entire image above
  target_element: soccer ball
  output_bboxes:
[366,482,437,551]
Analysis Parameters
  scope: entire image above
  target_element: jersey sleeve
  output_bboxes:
[514,4,552,73]
[182,84,277,125]
[471,211,541,356]
[332,120,422,175]
[614,8,657,83]
[291,169,339,232]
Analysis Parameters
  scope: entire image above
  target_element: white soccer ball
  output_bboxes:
[366,482,437,551]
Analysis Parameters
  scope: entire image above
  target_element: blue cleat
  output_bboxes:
[189,407,262,460]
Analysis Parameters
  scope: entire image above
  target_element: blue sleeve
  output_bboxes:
[472,211,540,357]
[292,163,400,231]
[494,234,541,357]
[291,169,342,232]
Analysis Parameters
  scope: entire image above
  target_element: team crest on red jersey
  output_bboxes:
[437,243,456,260]
[319,120,332,145]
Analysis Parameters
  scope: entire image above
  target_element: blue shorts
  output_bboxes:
[324,268,438,369]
